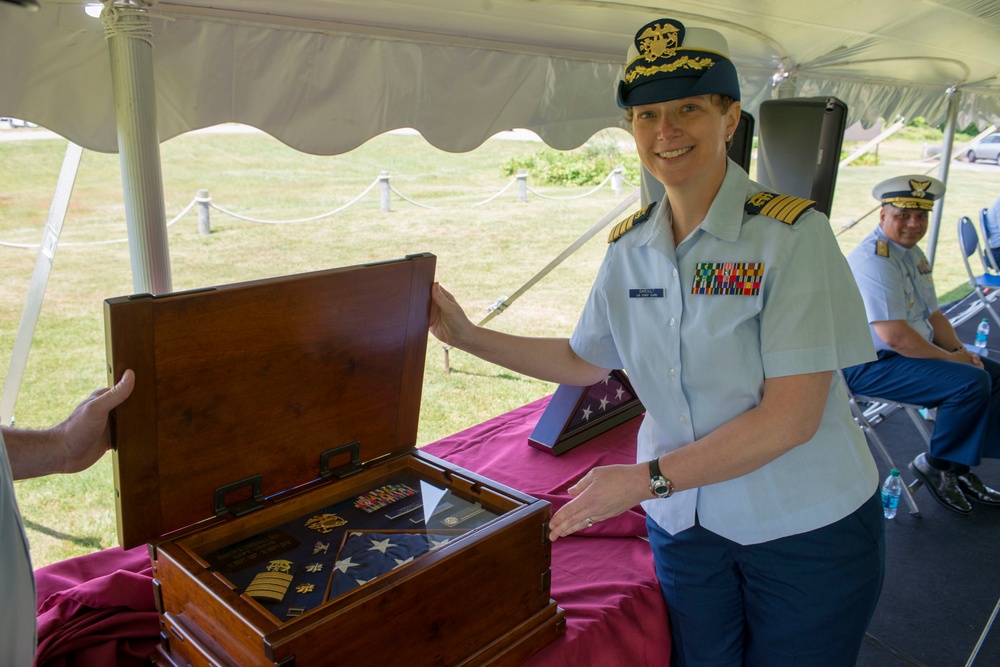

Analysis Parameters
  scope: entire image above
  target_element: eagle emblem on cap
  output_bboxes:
[909,180,931,198]
[637,22,681,61]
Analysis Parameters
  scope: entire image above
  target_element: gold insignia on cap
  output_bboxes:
[637,22,680,61]
[909,180,931,198]
[608,202,656,243]
[626,56,717,84]
[744,192,815,225]
[876,240,889,257]
[881,197,933,210]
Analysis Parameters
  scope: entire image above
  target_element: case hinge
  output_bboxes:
[320,441,363,479]
[214,474,264,517]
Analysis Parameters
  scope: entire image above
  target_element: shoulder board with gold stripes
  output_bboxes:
[608,202,656,243]
[744,192,816,225]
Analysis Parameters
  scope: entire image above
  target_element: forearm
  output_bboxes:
[1,371,133,481]
[873,320,955,360]
[2,426,66,480]
[454,327,611,386]
[928,310,964,352]
[430,283,611,386]
[548,372,834,540]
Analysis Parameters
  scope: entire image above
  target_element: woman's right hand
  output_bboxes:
[429,282,474,348]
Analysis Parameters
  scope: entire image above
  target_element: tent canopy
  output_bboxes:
[3,0,1000,155]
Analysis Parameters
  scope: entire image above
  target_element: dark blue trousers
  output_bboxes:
[843,351,1000,466]
[647,493,885,667]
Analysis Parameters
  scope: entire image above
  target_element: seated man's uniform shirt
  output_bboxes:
[846,225,937,352]
[0,429,38,666]
[570,160,878,546]
[987,197,1000,250]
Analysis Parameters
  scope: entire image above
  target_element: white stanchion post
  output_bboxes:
[517,169,528,203]
[611,166,623,195]
[197,189,211,234]
[379,171,391,212]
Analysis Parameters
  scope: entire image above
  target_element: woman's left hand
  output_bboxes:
[548,462,651,541]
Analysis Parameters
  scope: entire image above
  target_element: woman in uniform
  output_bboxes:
[429,17,884,667]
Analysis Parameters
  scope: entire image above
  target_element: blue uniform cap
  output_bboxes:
[616,18,741,109]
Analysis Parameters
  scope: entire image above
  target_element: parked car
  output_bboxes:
[967,133,1000,163]
[0,117,37,129]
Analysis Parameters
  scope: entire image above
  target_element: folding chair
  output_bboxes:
[958,216,1000,328]
[979,207,1000,274]
[838,370,926,517]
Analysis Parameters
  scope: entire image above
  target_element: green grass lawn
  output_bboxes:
[2,127,999,566]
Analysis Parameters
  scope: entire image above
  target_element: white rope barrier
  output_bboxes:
[470,177,519,207]
[0,196,198,249]
[0,168,635,249]
[387,184,438,210]
[526,170,615,201]
[209,178,380,223]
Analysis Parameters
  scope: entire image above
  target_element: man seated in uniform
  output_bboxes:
[842,175,1000,515]
[984,194,1000,269]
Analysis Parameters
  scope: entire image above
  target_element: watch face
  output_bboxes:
[650,474,672,498]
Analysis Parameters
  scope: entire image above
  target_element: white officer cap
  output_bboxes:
[616,18,740,109]
[872,175,945,211]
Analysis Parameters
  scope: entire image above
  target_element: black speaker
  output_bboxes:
[639,110,756,207]
[728,111,755,173]
[756,96,848,216]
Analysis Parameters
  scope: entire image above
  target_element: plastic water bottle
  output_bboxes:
[881,469,902,519]
[975,318,990,352]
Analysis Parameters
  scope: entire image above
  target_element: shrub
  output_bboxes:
[840,150,880,166]
[501,142,642,186]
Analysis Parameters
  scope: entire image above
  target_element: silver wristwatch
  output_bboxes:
[648,458,674,498]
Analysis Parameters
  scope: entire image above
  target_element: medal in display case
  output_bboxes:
[105,253,564,666]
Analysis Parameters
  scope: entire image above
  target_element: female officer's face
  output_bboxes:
[631,95,739,192]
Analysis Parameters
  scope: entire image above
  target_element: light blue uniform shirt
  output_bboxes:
[570,161,878,545]
[846,225,938,353]
[986,197,1000,250]
[0,428,38,666]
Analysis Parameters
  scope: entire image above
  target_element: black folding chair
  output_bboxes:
[838,371,925,517]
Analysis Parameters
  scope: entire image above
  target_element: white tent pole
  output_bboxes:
[0,142,83,426]
[101,1,172,294]
[926,87,960,268]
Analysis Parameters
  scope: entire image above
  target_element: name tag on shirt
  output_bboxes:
[629,288,665,298]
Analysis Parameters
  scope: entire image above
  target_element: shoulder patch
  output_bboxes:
[876,240,889,257]
[745,192,816,225]
[608,202,656,243]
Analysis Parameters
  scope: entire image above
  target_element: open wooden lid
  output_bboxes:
[105,254,436,549]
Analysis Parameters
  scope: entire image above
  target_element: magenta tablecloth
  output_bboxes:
[422,397,669,667]
[34,396,669,666]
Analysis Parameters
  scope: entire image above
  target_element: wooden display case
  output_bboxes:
[104,254,564,666]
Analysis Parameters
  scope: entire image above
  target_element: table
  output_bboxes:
[33,397,670,666]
